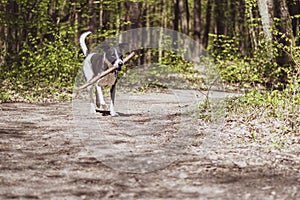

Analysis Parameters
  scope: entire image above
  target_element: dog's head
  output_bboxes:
[95,43,127,70]
[108,46,124,70]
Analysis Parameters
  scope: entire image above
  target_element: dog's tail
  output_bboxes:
[80,31,92,57]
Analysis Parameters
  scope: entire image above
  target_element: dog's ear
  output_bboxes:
[93,46,106,55]
[118,43,128,48]
[97,43,111,52]
[117,43,128,52]
[94,41,118,54]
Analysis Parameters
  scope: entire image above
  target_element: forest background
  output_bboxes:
[0,0,300,136]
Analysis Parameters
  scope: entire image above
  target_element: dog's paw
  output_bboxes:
[100,104,109,111]
[110,111,119,117]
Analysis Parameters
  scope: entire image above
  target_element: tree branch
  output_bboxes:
[76,52,135,90]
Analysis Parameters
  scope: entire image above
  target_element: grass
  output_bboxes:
[223,89,300,151]
[0,80,73,103]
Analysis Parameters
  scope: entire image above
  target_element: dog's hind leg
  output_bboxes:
[109,84,118,116]
[87,85,96,114]
[96,85,108,110]
[82,54,97,113]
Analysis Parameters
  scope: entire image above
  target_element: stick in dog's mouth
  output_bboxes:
[76,51,135,90]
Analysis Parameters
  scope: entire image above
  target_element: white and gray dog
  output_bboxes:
[80,31,124,116]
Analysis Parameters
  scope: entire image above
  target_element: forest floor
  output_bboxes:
[1,90,299,199]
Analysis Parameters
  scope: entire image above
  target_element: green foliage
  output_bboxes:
[208,32,299,89]
[208,34,250,83]
[227,89,300,125]
[1,0,299,105]
[159,50,193,73]
[197,98,212,121]
[0,30,82,102]
[26,33,80,86]
[225,88,300,149]
[208,34,265,85]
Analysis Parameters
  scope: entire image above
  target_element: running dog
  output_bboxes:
[80,31,124,116]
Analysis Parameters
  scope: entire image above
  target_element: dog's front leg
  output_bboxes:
[109,84,118,116]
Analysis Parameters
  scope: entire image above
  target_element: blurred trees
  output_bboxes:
[0,0,299,92]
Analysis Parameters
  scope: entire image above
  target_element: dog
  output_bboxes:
[80,31,124,116]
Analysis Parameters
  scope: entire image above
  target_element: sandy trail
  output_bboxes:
[1,91,299,199]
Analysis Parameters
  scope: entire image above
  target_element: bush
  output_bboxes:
[0,31,82,102]
[208,33,300,89]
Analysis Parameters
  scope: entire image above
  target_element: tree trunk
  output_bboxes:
[99,1,103,31]
[179,0,189,35]
[173,0,180,31]
[287,0,300,45]
[258,0,295,85]
[125,2,142,30]
[246,1,258,49]
[202,0,212,48]
[257,0,273,40]
[273,0,294,68]
[88,0,97,44]
[102,4,110,31]
[239,0,246,55]
[193,0,201,43]
[214,0,226,35]
[227,0,236,37]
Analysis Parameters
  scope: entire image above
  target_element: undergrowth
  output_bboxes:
[197,33,300,150]
[224,89,300,150]
[227,90,300,128]
[0,31,82,103]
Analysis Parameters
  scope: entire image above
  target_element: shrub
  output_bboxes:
[0,31,82,102]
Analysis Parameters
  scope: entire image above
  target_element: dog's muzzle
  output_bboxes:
[118,60,124,67]
[114,58,124,70]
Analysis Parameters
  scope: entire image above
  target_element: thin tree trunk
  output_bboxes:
[214,0,226,35]
[258,0,295,85]
[246,1,257,49]
[99,0,103,31]
[257,0,273,40]
[125,2,142,30]
[239,0,246,55]
[173,0,180,31]
[228,0,236,37]
[88,0,97,45]
[202,0,212,48]
[179,0,189,35]
[273,0,294,69]
[287,1,300,45]
[193,0,201,43]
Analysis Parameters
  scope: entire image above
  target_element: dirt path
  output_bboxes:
[1,91,300,199]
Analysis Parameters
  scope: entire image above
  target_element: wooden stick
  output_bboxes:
[76,52,135,90]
